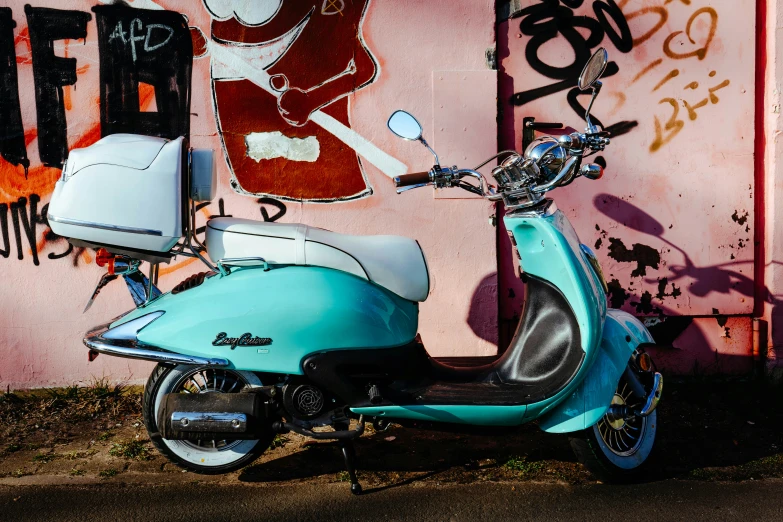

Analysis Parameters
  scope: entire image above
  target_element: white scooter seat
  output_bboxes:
[205,218,430,302]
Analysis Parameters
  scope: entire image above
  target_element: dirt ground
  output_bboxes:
[1,378,783,488]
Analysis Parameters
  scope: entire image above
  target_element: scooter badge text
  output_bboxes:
[212,332,272,350]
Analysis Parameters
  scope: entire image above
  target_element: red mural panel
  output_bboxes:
[208,0,378,201]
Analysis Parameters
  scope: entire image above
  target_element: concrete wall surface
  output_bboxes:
[0,0,779,387]
[0,0,498,388]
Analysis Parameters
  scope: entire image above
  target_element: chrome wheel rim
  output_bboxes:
[596,379,647,457]
[170,368,248,453]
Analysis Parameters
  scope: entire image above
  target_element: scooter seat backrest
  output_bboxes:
[205,218,430,302]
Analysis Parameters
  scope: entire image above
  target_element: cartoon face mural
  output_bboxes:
[204,0,379,201]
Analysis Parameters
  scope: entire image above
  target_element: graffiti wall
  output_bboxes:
[499,0,757,373]
[0,0,498,388]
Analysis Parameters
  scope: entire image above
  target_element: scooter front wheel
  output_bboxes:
[569,373,658,482]
[143,364,274,474]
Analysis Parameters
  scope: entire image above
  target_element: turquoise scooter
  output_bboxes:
[80,49,662,493]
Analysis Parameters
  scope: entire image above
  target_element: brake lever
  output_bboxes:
[396,183,430,194]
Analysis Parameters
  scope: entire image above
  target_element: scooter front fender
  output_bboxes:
[537,309,653,434]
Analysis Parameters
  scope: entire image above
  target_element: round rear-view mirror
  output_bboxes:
[578,48,609,91]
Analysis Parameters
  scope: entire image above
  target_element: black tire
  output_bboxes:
[569,375,658,483]
[143,364,274,474]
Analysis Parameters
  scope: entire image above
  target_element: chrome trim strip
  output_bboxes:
[102,312,165,341]
[171,412,248,433]
[506,198,558,218]
[636,372,663,417]
[48,214,163,237]
[84,322,228,367]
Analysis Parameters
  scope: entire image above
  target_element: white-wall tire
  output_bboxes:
[143,364,272,474]
[569,373,658,482]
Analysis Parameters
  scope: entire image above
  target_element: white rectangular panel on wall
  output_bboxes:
[433,70,498,200]
[499,0,755,316]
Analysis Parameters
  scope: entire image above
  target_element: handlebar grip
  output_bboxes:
[394,171,432,187]
[525,121,563,130]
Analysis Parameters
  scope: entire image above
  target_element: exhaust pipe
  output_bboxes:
[158,392,275,440]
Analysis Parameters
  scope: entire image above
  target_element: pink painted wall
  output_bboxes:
[0,0,498,389]
[2,0,779,387]
[498,0,758,375]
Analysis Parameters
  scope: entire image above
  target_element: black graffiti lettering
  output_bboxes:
[0,8,29,174]
[518,0,604,81]
[0,194,79,266]
[24,6,91,169]
[195,198,233,237]
[512,0,637,133]
[511,78,573,109]
[258,197,287,222]
[0,203,9,259]
[45,228,73,260]
[602,120,639,138]
[93,5,192,139]
[38,204,72,260]
[9,194,40,266]
[513,61,619,114]
[592,0,632,53]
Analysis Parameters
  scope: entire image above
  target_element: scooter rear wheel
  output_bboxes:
[143,364,274,474]
[569,374,658,482]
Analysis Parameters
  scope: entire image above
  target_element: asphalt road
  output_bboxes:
[1,479,782,522]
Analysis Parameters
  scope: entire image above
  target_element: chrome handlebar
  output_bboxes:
[559,132,610,154]
[396,131,608,209]
[395,167,489,196]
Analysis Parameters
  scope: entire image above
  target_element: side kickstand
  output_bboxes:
[339,439,362,495]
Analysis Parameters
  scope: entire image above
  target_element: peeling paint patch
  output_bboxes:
[631,291,656,314]
[645,316,693,346]
[607,238,661,277]
[245,132,320,163]
[594,225,608,251]
[731,210,749,226]
[607,278,629,308]
[656,277,681,300]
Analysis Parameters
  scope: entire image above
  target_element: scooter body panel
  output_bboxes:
[351,209,612,427]
[505,209,611,420]
[537,309,653,433]
[504,209,607,356]
[350,404,527,427]
[112,266,419,374]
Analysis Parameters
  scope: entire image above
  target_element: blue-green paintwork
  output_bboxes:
[507,209,611,423]
[109,208,650,431]
[352,210,612,427]
[504,209,607,355]
[351,311,647,429]
[537,309,653,433]
[112,266,419,374]
[350,404,527,426]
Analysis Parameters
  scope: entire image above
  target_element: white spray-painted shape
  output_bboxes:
[245,132,320,163]
[203,0,283,26]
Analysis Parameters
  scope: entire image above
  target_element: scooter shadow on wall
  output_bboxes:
[593,193,783,375]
